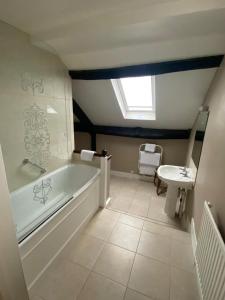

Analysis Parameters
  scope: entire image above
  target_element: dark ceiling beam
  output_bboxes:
[74,123,191,139]
[69,55,224,80]
[94,125,191,139]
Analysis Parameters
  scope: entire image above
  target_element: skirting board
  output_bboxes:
[111,170,154,182]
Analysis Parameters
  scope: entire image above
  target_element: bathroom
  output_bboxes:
[0,2,225,300]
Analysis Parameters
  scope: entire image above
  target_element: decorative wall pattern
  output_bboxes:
[0,21,74,191]
[21,72,44,95]
[33,178,52,204]
[24,104,50,167]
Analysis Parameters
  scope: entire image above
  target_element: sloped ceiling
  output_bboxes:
[0,1,223,129]
[0,1,225,69]
[72,68,217,129]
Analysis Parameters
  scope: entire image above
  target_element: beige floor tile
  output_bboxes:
[125,289,153,300]
[148,207,179,226]
[109,176,181,227]
[62,234,104,269]
[143,220,185,239]
[143,221,173,237]
[110,187,119,198]
[95,208,120,222]
[119,214,144,229]
[128,199,149,217]
[93,244,135,285]
[85,218,115,240]
[150,195,165,207]
[78,272,126,300]
[171,239,195,273]
[170,228,191,244]
[137,230,172,264]
[119,187,136,197]
[108,196,133,212]
[31,258,89,300]
[170,267,200,300]
[85,210,119,240]
[134,190,153,201]
[109,223,141,252]
[137,181,155,193]
[129,254,170,300]
[110,176,123,186]
[133,196,151,205]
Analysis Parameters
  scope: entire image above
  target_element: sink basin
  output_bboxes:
[157,165,194,188]
[157,165,195,217]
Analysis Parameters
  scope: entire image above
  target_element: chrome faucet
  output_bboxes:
[22,158,46,174]
[179,166,188,177]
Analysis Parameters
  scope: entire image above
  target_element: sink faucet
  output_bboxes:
[180,166,188,177]
[179,166,186,171]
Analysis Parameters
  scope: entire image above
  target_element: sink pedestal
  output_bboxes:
[164,185,178,217]
[157,165,194,218]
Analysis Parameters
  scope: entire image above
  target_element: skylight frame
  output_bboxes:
[111,76,156,121]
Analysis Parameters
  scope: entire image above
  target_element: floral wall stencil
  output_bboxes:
[33,178,52,204]
[0,22,74,192]
[24,104,50,167]
[21,72,44,95]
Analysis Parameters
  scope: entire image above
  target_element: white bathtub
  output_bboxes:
[11,163,101,287]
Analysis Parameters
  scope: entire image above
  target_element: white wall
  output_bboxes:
[0,21,74,191]
[186,59,225,238]
[0,1,224,69]
[73,68,216,129]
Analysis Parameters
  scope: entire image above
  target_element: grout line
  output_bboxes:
[123,222,143,299]
[107,205,181,230]
[75,267,93,299]
[123,252,137,300]
[124,220,143,299]
[90,269,127,288]
[73,239,108,299]
[83,233,193,273]
[126,288,156,300]
[126,286,158,300]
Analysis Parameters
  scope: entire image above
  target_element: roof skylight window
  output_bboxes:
[111,76,155,120]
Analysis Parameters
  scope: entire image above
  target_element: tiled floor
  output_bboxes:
[108,175,181,227]
[30,176,199,300]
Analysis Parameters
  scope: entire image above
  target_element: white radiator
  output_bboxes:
[195,201,225,300]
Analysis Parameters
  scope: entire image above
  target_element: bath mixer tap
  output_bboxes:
[180,167,188,177]
[22,158,46,174]
[179,166,186,172]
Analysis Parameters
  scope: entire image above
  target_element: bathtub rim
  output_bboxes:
[17,163,100,245]
[11,162,99,197]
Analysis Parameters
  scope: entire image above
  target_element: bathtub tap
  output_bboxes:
[22,158,46,174]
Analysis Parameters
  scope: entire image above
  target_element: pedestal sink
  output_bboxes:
[157,165,194,217]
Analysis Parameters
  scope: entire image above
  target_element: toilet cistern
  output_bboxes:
[157,165,194,217]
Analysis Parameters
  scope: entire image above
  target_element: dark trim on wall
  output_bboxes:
[69,55,224,80]
[73,100,93,131]
[195,130,205,141]
[73,100,97,150]
[74,122,91,132]
[74,123,191,139]
[91,132,96,151]
[94,126,191,139]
